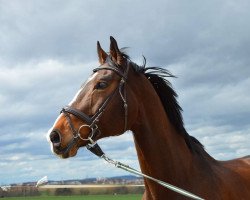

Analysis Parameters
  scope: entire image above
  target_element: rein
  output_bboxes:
[60,57,204,200]
[101,154,204,200]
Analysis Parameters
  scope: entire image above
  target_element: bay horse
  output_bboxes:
[48,37,250,199]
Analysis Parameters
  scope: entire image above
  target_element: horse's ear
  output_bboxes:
[109,36,123,65]
[97,41,108,65]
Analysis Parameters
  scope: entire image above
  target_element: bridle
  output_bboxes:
[58,56,129,156]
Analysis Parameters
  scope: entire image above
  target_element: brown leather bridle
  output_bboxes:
[59,56,129,157]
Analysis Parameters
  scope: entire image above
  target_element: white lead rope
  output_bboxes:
[101,154,205,200]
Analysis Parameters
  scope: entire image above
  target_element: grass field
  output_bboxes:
[2,194,142,200]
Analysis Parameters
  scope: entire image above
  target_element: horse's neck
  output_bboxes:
[132,104,193,184]
[131,85,216,197]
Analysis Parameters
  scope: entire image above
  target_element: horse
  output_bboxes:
[48,37,250,199]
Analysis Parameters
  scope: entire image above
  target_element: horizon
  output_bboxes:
[1,175,142,187]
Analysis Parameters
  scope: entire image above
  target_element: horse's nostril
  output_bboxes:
[50,130,61,146]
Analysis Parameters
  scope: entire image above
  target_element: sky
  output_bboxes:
[0,0,250,185]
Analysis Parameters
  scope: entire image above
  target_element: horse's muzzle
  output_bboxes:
[49,129,61,147]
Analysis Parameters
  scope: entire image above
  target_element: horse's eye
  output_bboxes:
[95,82,108,90]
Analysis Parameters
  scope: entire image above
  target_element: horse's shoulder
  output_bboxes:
[221,156,250,184]
[230,155,250,167]
[241,155,250,165]
[222,155,250,166]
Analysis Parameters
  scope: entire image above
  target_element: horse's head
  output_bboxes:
[48,37,139,158]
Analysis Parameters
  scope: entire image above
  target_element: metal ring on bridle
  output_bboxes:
[77,124,94,141]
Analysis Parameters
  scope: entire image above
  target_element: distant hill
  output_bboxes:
[18,175,144,186]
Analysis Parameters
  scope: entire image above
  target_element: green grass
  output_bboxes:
[2,194,142,200]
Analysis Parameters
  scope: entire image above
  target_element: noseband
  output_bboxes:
[59,57,129,156]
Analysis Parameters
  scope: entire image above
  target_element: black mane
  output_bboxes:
[129,57,207,156]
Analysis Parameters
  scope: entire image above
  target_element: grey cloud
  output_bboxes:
[1,1,249,65]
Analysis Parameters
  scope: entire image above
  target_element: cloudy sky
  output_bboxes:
[1,0,250,185]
